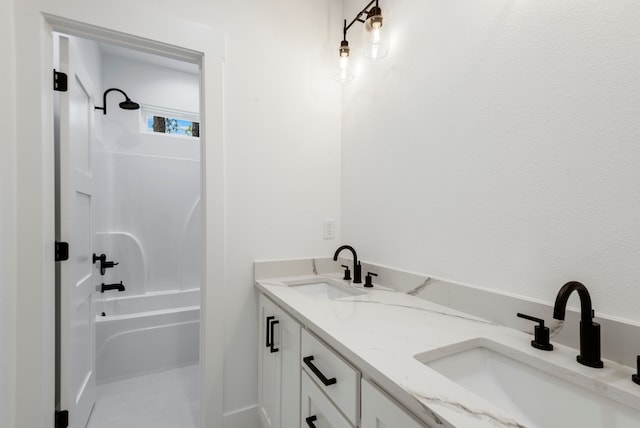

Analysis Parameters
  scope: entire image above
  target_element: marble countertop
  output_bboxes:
[255,267,640,428]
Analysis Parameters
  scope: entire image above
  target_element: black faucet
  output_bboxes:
[333,245,362,284]
[101,281,125,293]
[552,281,603,368]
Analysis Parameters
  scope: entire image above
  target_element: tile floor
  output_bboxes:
[86,364,200,428]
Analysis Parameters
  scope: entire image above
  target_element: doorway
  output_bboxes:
[13,9,225,427]
[54,33,203,428]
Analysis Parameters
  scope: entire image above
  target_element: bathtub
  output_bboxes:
[95,289,200,384]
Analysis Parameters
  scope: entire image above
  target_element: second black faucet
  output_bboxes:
[552,281,603,368]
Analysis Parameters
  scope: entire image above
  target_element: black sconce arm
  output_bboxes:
[343,0,379,38]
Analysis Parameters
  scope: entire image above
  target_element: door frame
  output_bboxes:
[14,8,225,428]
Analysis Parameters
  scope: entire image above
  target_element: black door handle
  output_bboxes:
[305,415,317,427]
[303,356,337,386]
[269,319,279,353]
[265,316,275,348]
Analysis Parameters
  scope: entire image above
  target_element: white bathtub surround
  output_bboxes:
[95,289,200,384]
[94,52,202,297]
[255,259,640,428]
[86,364,200,428]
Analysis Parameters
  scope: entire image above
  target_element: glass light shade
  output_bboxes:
[334,54,355,83]
[362,13,388,59]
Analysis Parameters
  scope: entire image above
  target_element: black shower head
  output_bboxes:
[95,88,140,115]
[119,98,140,110]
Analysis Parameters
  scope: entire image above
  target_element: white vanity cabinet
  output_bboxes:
[361,379,428,428]
[258,294,301,428]
[258,292,430,428]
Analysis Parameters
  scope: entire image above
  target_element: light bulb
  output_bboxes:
[362,8,388,59]
[334,56,355,83]
[334,40,355,83]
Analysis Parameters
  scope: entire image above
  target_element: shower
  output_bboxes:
[94,87,140,114]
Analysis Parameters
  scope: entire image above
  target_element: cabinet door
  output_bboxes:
[279,308,301,428]
[258,294,301,428]
[301,372,352,428]
[258,295,281,428]
[361,379,429,428]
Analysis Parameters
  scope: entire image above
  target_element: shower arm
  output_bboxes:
[94,88,138,115]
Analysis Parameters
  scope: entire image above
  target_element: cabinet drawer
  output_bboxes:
[301,329,359,425]
[301,372,352,428]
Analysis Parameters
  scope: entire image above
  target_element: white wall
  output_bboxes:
[0,0,17,425]
[342,0,640,322]
[221,0,343,416]
[98,54,202,295]
[8,0,342,426]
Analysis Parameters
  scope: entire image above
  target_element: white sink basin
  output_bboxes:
[283,278,366,300]
[415,338,640,428]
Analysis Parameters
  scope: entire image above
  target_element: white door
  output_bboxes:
[56,35,97,428]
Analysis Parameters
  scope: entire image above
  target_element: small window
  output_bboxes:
[142,106,200,138]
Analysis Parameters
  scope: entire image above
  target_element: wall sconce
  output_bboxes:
[335,0,388,83]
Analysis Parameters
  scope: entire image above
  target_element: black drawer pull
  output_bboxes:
[305,415,317,427]
[269,319,279,353]
[265,316,275,348]
[303,355,337,386]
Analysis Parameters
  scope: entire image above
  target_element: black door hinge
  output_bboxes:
[55,410,69,428]
[53,69,68,92]
[55,241,69,262]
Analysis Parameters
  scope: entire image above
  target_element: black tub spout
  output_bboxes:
[101,281,125,293]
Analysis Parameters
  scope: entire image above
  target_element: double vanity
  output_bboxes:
[255,255,640,427]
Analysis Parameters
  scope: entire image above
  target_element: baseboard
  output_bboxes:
[223,404,259,428]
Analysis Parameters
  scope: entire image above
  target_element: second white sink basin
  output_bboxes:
[415,338,640,428]
[284,278,366,300]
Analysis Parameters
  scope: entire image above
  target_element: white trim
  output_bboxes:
[141,104,200,121]
[14,7,225,428]
[223,404,259,428]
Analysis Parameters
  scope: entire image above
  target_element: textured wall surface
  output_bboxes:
[342,0,640,322]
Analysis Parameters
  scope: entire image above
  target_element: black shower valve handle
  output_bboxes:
[341,264,352,281]
[517,312,554,351]
[93,253,119,275]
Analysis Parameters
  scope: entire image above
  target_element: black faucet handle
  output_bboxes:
[517,312,554,351]
[633,356,640,385]
[364,272,377,288]
[341,265,352,281]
